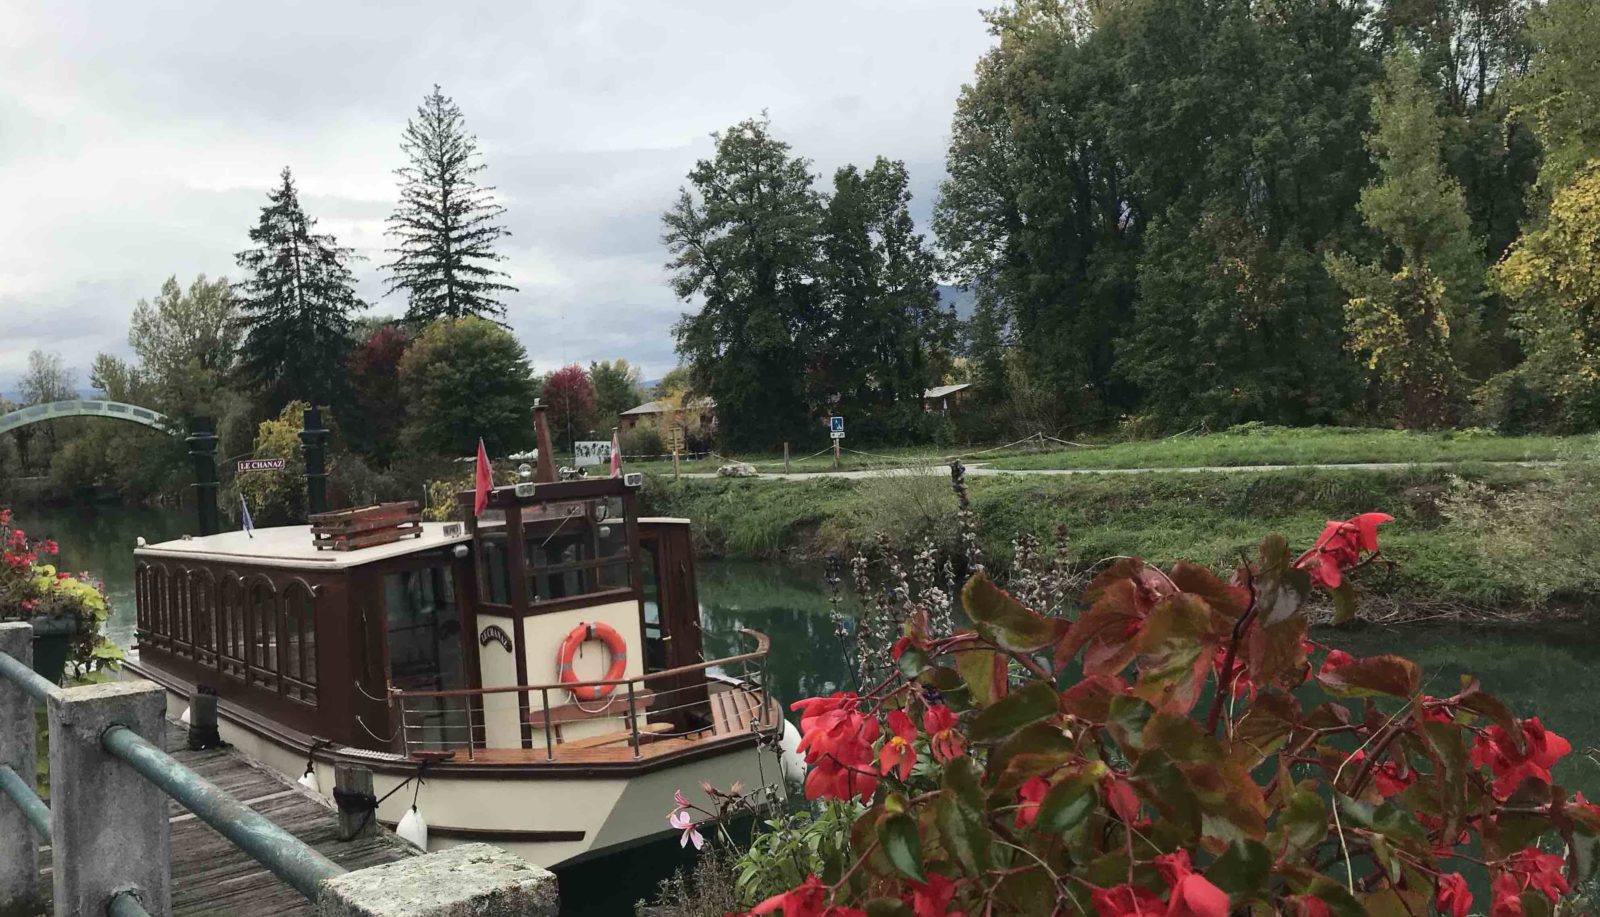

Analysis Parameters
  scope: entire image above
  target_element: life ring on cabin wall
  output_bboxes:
[557,622,628,701]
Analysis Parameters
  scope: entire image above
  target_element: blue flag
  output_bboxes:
[239,493,254,538]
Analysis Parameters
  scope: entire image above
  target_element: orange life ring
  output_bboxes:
[557,622,628,701]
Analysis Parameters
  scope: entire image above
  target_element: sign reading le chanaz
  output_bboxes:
[237,458,287,473]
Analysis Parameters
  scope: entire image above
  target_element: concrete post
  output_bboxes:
[316,843,558,917]
[0,624,39,917]
[48,681,172,917]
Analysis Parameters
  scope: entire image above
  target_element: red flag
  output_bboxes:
[473,438,493,517]
[609,429,622,478]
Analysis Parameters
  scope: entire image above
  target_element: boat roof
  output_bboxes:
[135,522,470,570]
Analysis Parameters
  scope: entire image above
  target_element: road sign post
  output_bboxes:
[829,417,844,470]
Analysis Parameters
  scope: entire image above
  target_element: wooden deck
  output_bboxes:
[452,682,779,766]
[39,720,417,917]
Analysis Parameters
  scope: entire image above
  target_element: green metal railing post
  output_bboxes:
[101,724,345,900]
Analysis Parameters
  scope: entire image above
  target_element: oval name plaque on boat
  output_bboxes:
[479,624,513,652]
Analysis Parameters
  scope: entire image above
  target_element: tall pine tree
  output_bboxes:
[386,85,516,323]
[234,167,367,408]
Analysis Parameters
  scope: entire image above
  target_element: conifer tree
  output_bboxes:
[234,167,367,407]
[386,85,516,323]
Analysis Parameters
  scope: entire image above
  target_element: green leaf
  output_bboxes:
[1035,770,1101,834]
[954,646,1006,708]
[942,755,984,809]
[967,680,1059,743]
[1206,839,1270,897]
[1131,594,1220,714]
[961,572,1057,652]
[897,647,930,680]
[1255,533,1312,624]
[866,899,914,917]
[1335,794,1428,854]
[1329,579,1358,626]
[987,722,1076,791]
[1316,654,1420,698]
[934,790,990,874]
[1274,790,1327,858]
[876,812,924,882]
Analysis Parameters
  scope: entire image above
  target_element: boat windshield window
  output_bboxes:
[383,565,468,749]
[475,510,511,606]
[522,497,631,605]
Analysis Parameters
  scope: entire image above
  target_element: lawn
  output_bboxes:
[985,426,1586,470]
[624,444,957,476]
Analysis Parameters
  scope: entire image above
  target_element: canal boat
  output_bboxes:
[122,415,787,868]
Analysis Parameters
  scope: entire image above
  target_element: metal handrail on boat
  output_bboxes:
[390,628,774,763]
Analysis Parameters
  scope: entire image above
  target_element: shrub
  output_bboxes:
[680,508,1595,915]
[622,424,666,460]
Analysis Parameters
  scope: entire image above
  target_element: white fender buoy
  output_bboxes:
[179,706,191,725]
[297,766,319,794]
[779,719,806,787]
[397,805,428,849]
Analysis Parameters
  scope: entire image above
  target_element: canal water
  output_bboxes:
[13,504,1600,912]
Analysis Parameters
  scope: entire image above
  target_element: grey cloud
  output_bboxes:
[0,1,994,388]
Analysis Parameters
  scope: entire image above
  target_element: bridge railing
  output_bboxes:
[0,622,558,917]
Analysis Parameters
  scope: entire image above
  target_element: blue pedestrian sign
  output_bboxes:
[829,415,845,436]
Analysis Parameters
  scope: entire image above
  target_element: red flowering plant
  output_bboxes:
[0,507,121,677]
[742,512,1598,916]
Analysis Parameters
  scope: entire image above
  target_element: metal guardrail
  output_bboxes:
[102,724,345,899]
[394,628,774,761]
[0,623,343,915]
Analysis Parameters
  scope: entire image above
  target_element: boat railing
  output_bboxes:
[390,628,774,762]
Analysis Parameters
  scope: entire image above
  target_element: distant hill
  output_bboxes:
[937,284,976,321]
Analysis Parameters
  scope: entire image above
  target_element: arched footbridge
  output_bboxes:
[0,399,179,437]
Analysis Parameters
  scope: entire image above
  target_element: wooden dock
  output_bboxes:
[38,720,417,917]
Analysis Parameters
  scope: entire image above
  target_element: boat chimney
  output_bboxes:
[300,405,330,517]
[186,416,220,536]
[532,400,557,484]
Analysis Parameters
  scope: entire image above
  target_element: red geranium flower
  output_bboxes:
[1090,884,1164,917]
[879,710,918,781]
[1014,776,1049,828]
[923,705,964,763]
[1434,872,1471,917]
[1490,872,1524,917]
[1504,848,1570,902]
[1471,718,1571,798]
[1293,512,1392,589]
[749,875,867,917]
[904,873,961,917]
[791,694,880,802]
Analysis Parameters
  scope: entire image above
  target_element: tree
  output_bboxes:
[588,359,645,426]
[664,118,824,451]
[125,274,241,416]
[20,350,72,405]
[234,168,367,409]
[1493,163,1600,428]
[652,366,693,400]
[345,323,411,463]
[386,85,516,324]
[820,158,951,441]
[397,317,537,456]
[1329,50,1484,428]
[541,364,597,449]
[1512,0,1600,198]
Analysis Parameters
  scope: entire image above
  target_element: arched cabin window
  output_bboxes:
[243,576,278,686]
[147,565,171,649]
[188,570,216,666]
[218,576,245,678]
[282,581,317,704]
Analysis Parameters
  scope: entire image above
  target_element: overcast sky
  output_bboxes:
[0,1,994,393]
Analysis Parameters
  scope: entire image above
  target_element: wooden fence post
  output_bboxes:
[0,623,40,917]
[334,765,377,841]
[783,442,790,474]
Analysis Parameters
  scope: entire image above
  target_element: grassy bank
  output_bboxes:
[642,461,1600,619]
[987,426,1582,470]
